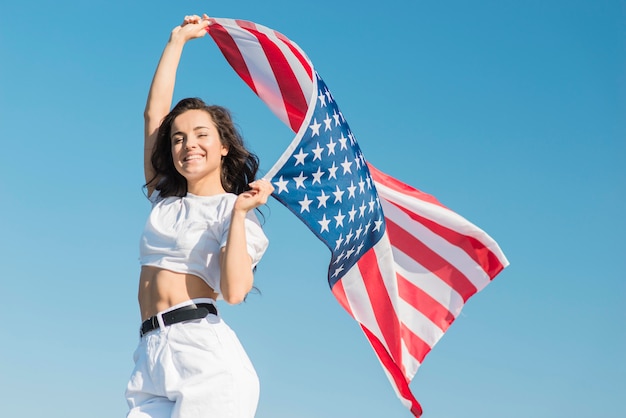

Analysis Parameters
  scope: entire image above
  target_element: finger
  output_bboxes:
[260,179,275,195]
[251,178,272,190]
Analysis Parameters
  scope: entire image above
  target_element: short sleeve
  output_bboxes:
[220,210,269,268]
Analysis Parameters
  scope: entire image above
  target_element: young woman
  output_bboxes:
[125,15,273,418]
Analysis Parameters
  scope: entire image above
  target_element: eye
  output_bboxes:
[172,136,183,144]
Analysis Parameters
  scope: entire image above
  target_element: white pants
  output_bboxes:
[126,299,259,418]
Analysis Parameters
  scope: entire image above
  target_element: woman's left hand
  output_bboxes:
[233,179,274,213]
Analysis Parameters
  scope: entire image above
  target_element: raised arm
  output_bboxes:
[144,14,210,194]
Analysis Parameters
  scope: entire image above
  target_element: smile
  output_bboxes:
[183,154,204,162]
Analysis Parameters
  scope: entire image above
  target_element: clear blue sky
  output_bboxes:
[1,1,624,417]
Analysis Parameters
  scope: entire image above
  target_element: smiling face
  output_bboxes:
[170,109,229,194]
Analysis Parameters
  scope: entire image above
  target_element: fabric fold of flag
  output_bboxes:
[206,17,509,417]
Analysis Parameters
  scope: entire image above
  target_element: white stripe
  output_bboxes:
[263,75,319,180]
[398,297,444,349]
[340,261,387,353]
[244,21,314,101]
[382,197,492,292]
[376,180,510,269]
[216,19,291,127]
[372,232,403,319]
[400,338,421,381]
[391,247,466,318]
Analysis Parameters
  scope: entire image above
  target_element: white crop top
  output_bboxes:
[139,191,269,299]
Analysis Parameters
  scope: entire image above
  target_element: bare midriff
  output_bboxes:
[138,265,219,321]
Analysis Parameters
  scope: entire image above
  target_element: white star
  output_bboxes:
[323,114,332,131]
[356,243,365,254]
[355,225,363,239]
[348,131,356,145]
[364,220,372,233]
[274,176,289,194]
[332,265,344,278]
[299,194,313,213]
[293,148,308,166]
[312,142,324,161]
[358,202,367,217]
[317,190,330,208]
[293,172,307,189]
[345,228,354,244]
[334,233,344,250]
[358,178,366,193]
[348,204,357,222]
[341,156,353,174]
[326,137,337,155]
[309,118,321,136]
[318,91,327,107]
[334,209,345,227]
[312,166,325,185]
[332,185,345,203]
[318,214,331,233]
[373,219,383,232]
[332,109,341,126]
[335,251,345,264]
[355,154,361,169]
[345,247,355,259]
[338,133,348,150]
[347,181,356,199]
[368,197,376,213]
[365,175,372,189]
[328,162,338,180]
[324,87,333,103]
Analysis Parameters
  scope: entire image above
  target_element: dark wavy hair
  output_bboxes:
[146,98,259,197]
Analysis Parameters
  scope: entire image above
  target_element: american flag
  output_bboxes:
[207,18,509,416]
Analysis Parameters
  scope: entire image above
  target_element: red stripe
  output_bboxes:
[207,23,257,96]
[274,30,313,80]
[368,163,446,209]
[400,322,432,364]
[397,273,455,332]
[331,278,354,317]
[370,162,505,279]
[362,325,423,417]
[390,201,505,279]
[386,219,478,302]
[357,248,404,373]
[235,20,308,131]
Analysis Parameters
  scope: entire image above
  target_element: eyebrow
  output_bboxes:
[170,126,212,137]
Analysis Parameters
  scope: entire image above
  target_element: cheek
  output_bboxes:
[171,144,182,158]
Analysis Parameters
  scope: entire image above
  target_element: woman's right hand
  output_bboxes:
[170,14,211,43]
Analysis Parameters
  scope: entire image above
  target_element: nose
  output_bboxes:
[184,136,198,149]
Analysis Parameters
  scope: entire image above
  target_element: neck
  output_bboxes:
[187,177,226,196]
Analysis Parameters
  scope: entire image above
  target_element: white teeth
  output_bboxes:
[185,155,203,161]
